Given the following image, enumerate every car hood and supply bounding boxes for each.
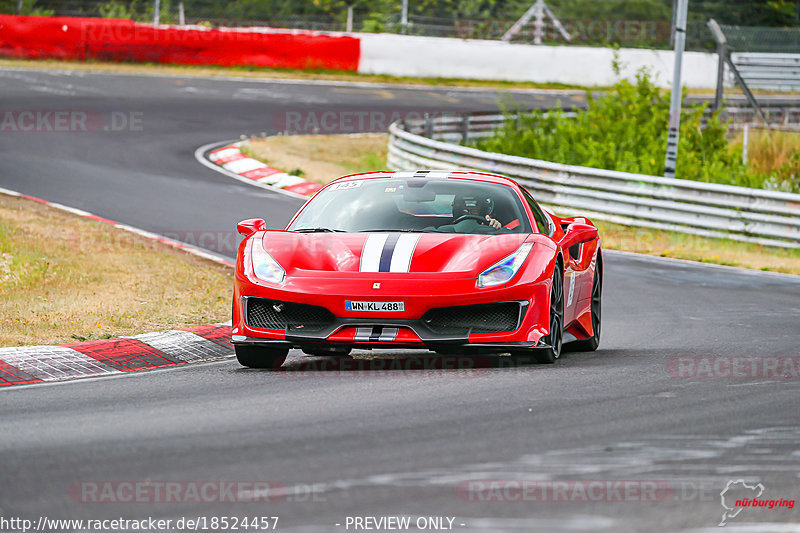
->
[260,231,533,276]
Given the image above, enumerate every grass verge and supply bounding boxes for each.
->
[0,194,231,347]
[242,133,800,276]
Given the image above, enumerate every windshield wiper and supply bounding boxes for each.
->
[294,227,345,233]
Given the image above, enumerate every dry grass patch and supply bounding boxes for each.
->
[0,194,232,347]
[731,127,800,193]
[242,133,388,184]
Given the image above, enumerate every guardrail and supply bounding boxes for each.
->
[733,53,800,93]
[387,113,800,248]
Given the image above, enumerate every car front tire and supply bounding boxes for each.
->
[235,345,288,369]
[510,263,564,365]
[301,347,353,358]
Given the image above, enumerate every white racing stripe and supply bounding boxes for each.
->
[353,327,399,342]
[354,327,374,342]
[360,234,389,272]
[389,234,420,272]
[378,328,399,342]
[424,170,453,178]
[390,170,417,179]
[361,233,420,273]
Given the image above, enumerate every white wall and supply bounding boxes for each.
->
[358,33,718,89]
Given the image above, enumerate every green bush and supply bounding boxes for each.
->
[99,0,139,19]
[9,0,53,15]
[473,67,792,192]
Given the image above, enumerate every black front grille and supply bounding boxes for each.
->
[245,298,334,333]
[422,302,523,335]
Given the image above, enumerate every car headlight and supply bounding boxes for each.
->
[251,237,285,284]
[478,243,533,287]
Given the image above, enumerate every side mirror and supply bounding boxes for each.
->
[237,218,267,237]
[560,223,598,250]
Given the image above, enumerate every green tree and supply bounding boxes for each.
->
[547,0,671,20]
[473,67,763,188]
[0,0,53,15]
[694,0,797,27]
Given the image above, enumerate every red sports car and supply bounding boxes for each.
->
[231,170,602,369]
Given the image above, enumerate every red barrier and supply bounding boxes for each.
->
[0,15,360,71]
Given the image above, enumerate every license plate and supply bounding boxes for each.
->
[345,300,405,312]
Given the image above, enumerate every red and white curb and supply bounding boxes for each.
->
[0,187,238,388]
[206,142,323,197]
[0,325,233,387]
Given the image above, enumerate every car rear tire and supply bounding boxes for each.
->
[566,252,602,353]
[533,264,564,364]
[235,345,288,369]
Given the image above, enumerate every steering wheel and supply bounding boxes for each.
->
[453,214,489,225]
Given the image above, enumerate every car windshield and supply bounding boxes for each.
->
[287,177,532,234]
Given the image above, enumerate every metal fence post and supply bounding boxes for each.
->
[461,114,470,144]
[424,113,433,138]
[707,20,727,111]
[742,124,750,165]
[708,19,767,124]
[663,0,688,179]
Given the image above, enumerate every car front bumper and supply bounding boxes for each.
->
[232,273,552,353]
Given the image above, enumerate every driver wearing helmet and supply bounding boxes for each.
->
[452,194,501,229]
[428,193,502,233]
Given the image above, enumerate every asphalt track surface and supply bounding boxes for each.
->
[1,68,799,533]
